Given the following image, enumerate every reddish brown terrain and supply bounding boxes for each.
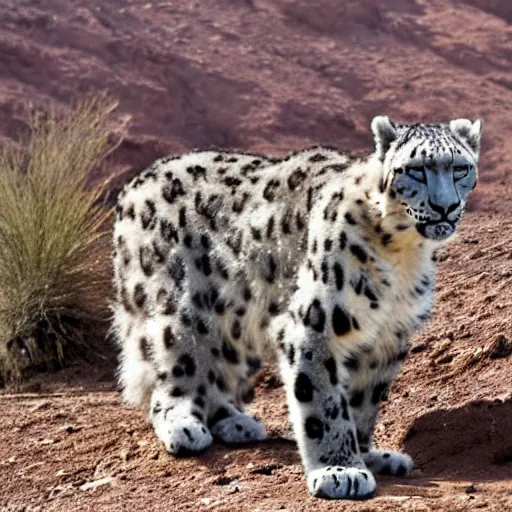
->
[0,1,511,510]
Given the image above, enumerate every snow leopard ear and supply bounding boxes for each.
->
[449,118,483,157]
[371,115,398,161]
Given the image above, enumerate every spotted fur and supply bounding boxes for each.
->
[112,115,482,500]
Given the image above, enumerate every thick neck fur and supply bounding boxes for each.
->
[332,154,438,264]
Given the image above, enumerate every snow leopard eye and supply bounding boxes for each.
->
[405,166,426,183]
[453,165,470,181]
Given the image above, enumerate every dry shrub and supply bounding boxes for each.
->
[0,98,119,383]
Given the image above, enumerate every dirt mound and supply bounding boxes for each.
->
[403,399,512,479]
[0,0,511,511]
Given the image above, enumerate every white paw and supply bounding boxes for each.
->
[363,449,413,476]
[156,415,213,455]
[308,466,376,500]
[210,414,267,444]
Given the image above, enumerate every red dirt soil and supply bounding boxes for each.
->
[0,1,511,511]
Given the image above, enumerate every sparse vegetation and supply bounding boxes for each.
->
[0,98,119,382]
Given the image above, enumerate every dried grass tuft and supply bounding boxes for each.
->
[0,98,120,382]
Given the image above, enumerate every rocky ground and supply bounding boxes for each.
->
[0,1,511,511]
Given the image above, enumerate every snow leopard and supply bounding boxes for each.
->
[111,115,482,499]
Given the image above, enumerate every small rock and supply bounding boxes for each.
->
[30,401,51,413]
[213,475,235,486]
[200,497,211,505]
[80,476,115,491]
[489,334,512,359]
[465,483,477,493]
[250,463,281,475]
[60,424,80,434]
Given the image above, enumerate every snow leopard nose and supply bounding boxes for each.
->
[426,172,460,218]
[428,199,460,217]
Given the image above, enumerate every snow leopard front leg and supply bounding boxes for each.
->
[350,374,413,477]
[275,301,376,500]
